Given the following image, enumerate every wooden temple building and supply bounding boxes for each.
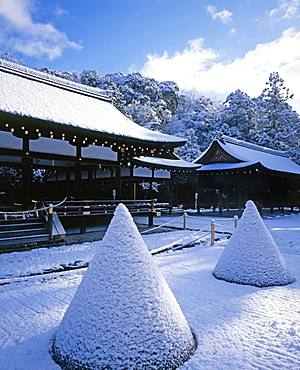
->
[0,59,199,206]
[188,135,300,212]
[0,59,298,248]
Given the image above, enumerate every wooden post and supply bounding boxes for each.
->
[183,212,187,230]
[194,193,198,212]
[148,213,154,227]
[210,219,215,246]
[148,199,156,227]
[233,215,238,228]
[48,204,54,241]
[133,182,136,200]
[80,219,86,234]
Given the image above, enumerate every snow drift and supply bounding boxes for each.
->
[51,203,195,369]
[213,200,295,287]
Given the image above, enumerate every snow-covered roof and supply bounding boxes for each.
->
[134,156,201,170]
[52,204,195,369]
[213,200,295,287]
[195,135,300,175]
[0,59,185,146]
[199,161,257,171]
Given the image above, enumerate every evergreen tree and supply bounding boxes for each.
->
[39,67,79,82]
[80,69,101,87]
[218,90,257,141]
[254,72,300,159]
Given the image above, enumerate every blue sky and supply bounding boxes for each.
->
[0,0,300,111]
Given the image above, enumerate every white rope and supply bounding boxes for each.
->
[187,214,234,222]
[214,222,234,232]
[141,215,184,234]
[0,197,68,215]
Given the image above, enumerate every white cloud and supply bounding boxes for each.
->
[0,0,81,60]
[141,28,300,113]
[229,28,236,35]
[54,5,69,18]
[269,0,300,20]
[206,5,232,24]
[141,39,217,83]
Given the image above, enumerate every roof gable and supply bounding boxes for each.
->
[195,135,300,175]
[194,140,241,164]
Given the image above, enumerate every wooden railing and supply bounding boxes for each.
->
[40,199,170,231]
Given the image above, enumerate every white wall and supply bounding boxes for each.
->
[154,169,171,179]
[30,137,75,156]
[133,167,152,178]
[82,145,117,161]
[0,131,22,150]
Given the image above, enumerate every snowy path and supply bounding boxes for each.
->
[0,214,299,369]
[0,230,204,280]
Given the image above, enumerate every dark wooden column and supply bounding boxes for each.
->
[116,152,122,199]
[75,145,82,198]
[130,165,136,200]
[22,136,33,208]
[150,168,155,198]
[116,166,122,199]
[65,168,71,196]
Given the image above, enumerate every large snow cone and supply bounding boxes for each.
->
[51,204,196,369]
[213,200,295,287]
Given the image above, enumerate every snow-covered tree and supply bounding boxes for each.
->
[218,90,258,141]
[253,72,300,160]
[97,72,179,129]
[39,68,79,82]
[0,51,23,64]
[165,94,219,159]
[80,69,101,87]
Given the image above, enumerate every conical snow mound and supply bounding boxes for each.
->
[213,200,295,287]
[51,204,196,369]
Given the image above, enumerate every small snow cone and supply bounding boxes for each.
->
[51,204,195,369]
[213,200,295,287]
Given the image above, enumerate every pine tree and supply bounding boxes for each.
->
[254,72,300,158]
[218,90,257,140]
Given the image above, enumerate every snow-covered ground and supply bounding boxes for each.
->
[0,214,299,369]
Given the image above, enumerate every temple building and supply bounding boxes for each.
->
[0,59,199,206]
[190,135,300,212]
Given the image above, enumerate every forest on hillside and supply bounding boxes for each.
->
[1,51,300,164]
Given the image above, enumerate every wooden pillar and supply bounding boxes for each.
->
[116,153,122,199]
[22,136,32,208]
[130,165,136,200]
[116,167,121,199]
[66,168,71,196]
[238,189,242,211]
[150,168,155,199]
[75,145,81,182]
[75,145,81,198]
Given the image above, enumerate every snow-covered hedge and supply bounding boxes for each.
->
[51,204,196,369]
[213,200,295,287]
